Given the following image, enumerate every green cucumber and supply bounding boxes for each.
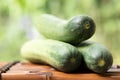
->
[77,41,113,73]
[35,14,96,45]
[21,39,82,72]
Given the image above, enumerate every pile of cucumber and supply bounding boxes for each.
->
[21,14,113,73]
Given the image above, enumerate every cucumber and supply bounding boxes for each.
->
[77,41,113,73]
[21,39,82,72]
[35,14,96,45]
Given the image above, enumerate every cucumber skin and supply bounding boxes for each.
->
[77,41,113,73]
[21,39,82,72]
[35,14,96,45]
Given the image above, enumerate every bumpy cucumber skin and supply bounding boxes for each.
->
[77,41,113,73]
[67,16,95,44]
[35,14,95,45]
[21,39,82,72]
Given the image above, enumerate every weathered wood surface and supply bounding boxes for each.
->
[0,62,120,80]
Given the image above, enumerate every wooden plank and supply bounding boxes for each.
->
[1,62,120,80]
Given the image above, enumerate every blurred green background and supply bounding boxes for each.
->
[0,0,120,64]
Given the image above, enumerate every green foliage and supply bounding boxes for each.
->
[0,0,120,64]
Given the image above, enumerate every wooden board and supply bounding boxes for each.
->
[0,62,120,80]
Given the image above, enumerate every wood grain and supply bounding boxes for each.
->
[0,62,120,80]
